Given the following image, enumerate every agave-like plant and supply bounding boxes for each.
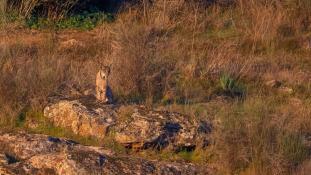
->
[220,74,234,91]
[220,73,244,96]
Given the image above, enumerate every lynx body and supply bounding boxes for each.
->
[96,66,113,103]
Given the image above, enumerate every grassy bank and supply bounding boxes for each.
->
[0,0,311,174]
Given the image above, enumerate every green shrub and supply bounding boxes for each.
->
[15,110,26,127]
[26,12,114,30]
[219,73,245,96]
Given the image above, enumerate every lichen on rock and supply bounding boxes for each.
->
[0,132,211,175]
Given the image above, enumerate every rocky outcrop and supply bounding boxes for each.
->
[0,132,211,175]
[43,84,211,150]
[114,106,211,150]
[44,97,116,139]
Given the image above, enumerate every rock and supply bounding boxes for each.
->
[114,105,211,150]
[264,80,293,94]
[0,132,211,175]
[83,88,95,96]
[59,39,84,50]
[43,87,211,150]
[265,80,282,88]
[278,87,294,94]
[301,37,311,50]
[44,97,116,139]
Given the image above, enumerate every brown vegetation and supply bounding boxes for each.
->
[0,0,310,174]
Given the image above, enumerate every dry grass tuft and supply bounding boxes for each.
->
[0,1,310,174]
[5,0,80,19]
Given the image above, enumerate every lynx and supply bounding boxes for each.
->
[96,66,113,103]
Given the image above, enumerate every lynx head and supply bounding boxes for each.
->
[99,66,110,79]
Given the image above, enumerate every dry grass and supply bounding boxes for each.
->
[0,30,106,126]
[0,0,310,174]
[213,95,310,174]
[101,0,311,102]
[5,0,79,19]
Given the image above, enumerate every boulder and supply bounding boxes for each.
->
[44,97,117,139]
[0,132,211,175]
[114,105,211,150]
[43,85,211,150]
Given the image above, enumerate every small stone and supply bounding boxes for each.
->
[265,80,282,88]
[83,89,94,96]
[301,37,311,50]
[106,118,113,123]
[59,39,84,50]
[278,87,294,94]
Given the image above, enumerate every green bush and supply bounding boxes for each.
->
[219,73,245,96]
[26,12,114,30]
[15,110,26,127]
